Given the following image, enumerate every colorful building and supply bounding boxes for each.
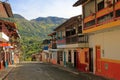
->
[0,1,20,70]
[48,32,58,64]
[54,15,89,70]
[73,0,120,79]
[41,39,50,62]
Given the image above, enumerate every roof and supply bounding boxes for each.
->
[48,31,56,36]
[54,15,82,31]
[73,0,88,7]
[2,2,13,17]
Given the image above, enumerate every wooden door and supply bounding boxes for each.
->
[96,46,101,73]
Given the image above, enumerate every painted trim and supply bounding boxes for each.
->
[101,58,120,64]
[84,15,95,23]
[83,19,120,33]
[96,7,113,18]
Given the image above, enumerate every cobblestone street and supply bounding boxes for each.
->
[3,62,110,80]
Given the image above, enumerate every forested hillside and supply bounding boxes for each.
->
[13,14,67,60]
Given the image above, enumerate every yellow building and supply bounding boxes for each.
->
[73,0,120,80]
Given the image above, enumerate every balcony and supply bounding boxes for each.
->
[0,32,9,42]
[57,38,66,48]
[66,34,78,44]
[83,1,120,33]
[65,35,89,48]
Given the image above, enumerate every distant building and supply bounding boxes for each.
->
[54,15,89,69]
[41,39,50,62]
[48,32,57,64]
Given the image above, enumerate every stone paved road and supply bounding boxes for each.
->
[4,63,80,80]
[4,62,110,80]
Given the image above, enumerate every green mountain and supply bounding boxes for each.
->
[32,16,67,24]
[13,14,67,60]
[14,14,66,40]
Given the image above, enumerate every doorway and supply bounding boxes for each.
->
[57,52,60,64]
[89,48,94,72]
[74,50,77,68]
[64,52,66,66]
[96,46,101,73]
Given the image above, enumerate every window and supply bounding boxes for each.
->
[84,19,95,28]
[66,28,76,37]
[71,29,76,35]
[78,26,82,33]
[98,0,104,11]
[116,9,120,17]
[97,12,113,23]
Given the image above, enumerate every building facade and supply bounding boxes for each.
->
[41,39,50,62]
[73,0,120,79]
[48,32,58,64]
[53,15,89,71]
[0,1,20,70]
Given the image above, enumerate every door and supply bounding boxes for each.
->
[74,51,77,68]
[64,52,66,66]
[96,46,101,73]
[89,48,94,72]
[57,52,60,64]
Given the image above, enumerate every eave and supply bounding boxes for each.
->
[73,0,88,7]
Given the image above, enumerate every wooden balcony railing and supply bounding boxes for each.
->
[96,7,113,18]
[83,1,120,30]
[66,35,88,44]
[66,35,78,44]
[84,14,95,23]
[57,38,66,45]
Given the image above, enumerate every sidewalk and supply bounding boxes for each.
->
[0,65,16,80]
[52,64,113,80]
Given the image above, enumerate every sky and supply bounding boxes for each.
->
[8,0,82,20]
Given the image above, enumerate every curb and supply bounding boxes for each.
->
[0,65,15,80]
[52,64,79,75]
[58,67,79,75]
[1,67,13,80]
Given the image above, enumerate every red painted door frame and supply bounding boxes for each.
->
[96,46,102,73]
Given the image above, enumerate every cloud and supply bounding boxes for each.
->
[9,0,82,20]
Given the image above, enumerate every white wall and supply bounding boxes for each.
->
[89,28,120,60]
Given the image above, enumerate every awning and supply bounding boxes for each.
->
[0,43,10,47]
